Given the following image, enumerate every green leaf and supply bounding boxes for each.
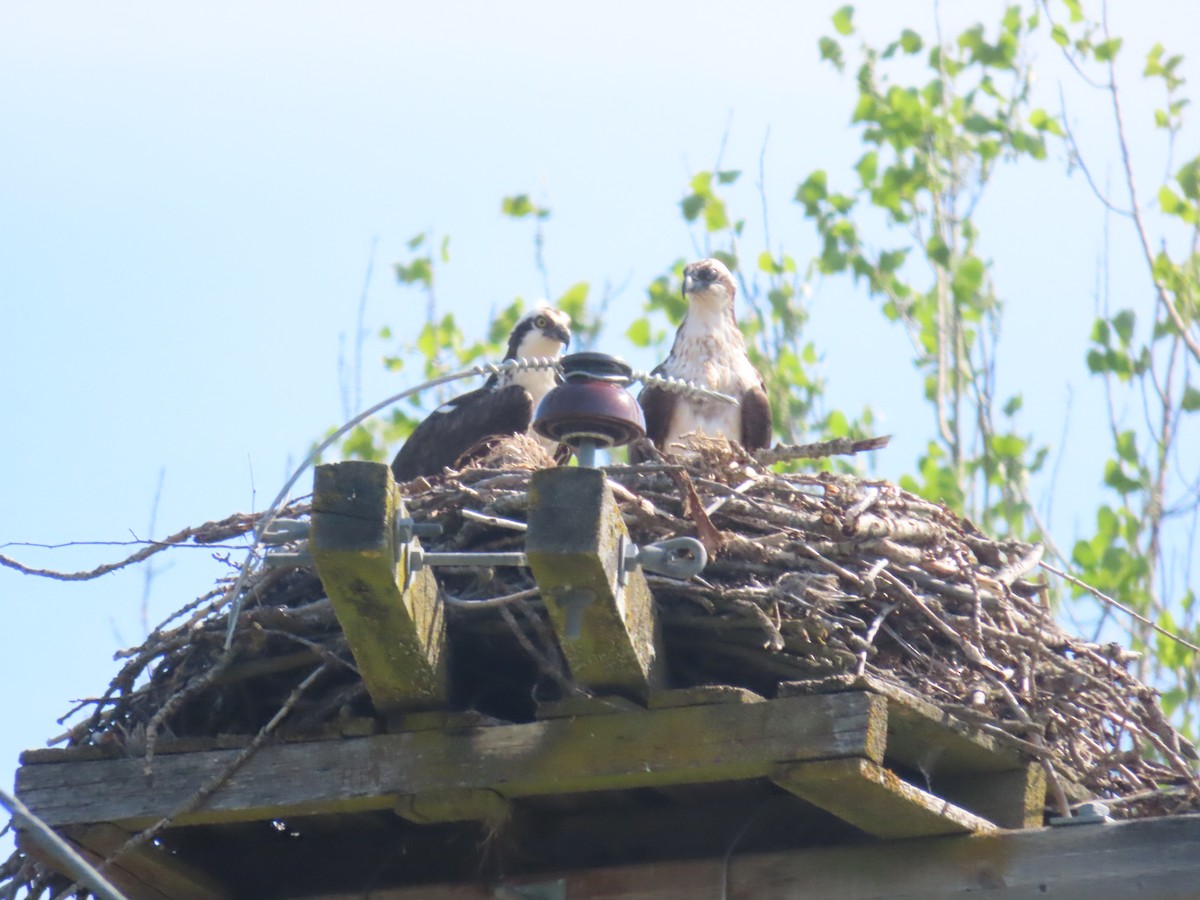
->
[1112,309,1136,345]
[416,322,437,358]
[1002,5,1022,34]
[396,257,433,287]
[1028,108,1064,136]
[342,424,382,461]
[832,5,854,36]
[899,28,922,54]
[1062,0,1083,23]
[818,35,844,68]
[626,316,652,348]
[1002,394,1024,416]
[826,409,850,437]
[1145,42,1165,77]
[488,301,522,344]
[855,151,878,185]
[1176,157,1200,201]
[1094,38,1123,62]
[1159,184,1187,216]
[953,256,986,296]
[1181,384,1200,412]
[501,194,536,218]
[556,281,590,321]
[1115,429,1138,463]
[796,170,829,213]
[1104,459,1141,494]
[717,169,741,185]
[704,196,730,232]
[990,433,1027,458]
[926,235,951,269]
[406,232,426,250]
[758,250,784,275]
[1051,24,1068,47]
[680,194,705,221]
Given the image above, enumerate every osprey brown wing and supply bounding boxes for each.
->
[740,382,773,453]
[391,384,535,482]
[630,379,678,463]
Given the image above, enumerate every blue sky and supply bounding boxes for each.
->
[2,0,1197,853]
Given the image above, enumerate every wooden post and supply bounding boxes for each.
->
[311,461,446,714]
[525,467,664,700]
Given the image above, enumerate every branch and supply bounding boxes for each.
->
[754,435,890,466]
[0,515,257,582]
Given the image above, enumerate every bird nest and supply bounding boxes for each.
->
[5,438,1199,890]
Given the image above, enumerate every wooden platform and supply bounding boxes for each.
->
[11,464,1132,898]
[15,676,1059,899]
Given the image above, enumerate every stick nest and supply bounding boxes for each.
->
[26,438,1200,825]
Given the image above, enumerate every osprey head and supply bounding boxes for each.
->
[505,306,572,361]
[682,258,737,317]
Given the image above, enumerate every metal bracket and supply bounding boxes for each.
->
[1049,801,1113,826]
[618,535,708,586]
[261,518,314,568]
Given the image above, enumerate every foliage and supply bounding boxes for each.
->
[1039,0,1200,727]
[338,2,1199,736]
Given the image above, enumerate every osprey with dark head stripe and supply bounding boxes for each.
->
[634,258,772,458]
[390,306,572,482]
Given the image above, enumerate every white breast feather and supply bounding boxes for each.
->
[660,311,759,450]
[503,328,565,450]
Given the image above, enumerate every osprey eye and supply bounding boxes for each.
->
[534,315,548,328]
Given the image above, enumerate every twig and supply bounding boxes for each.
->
[459,509,527,532]
[444,587,541,610]
[1041,562,1200,654]
[87,664,331,885]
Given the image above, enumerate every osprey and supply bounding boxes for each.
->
[634,258,772,459]
[391,306,572,482]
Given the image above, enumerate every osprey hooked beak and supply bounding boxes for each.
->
[539,314,571,348]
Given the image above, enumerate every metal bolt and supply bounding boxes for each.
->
[395,517,444,545]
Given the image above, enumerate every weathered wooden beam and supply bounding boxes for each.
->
[394,788,509,824]
[311,461,445,713]
[298,814,1200,899]
[773,757,998,839]
[647,685,765,709]
[20,823,232,900]
[525,467,664,700]
[780,674,1024,772]
[17,692,886,829]
[780,675,1047,828]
